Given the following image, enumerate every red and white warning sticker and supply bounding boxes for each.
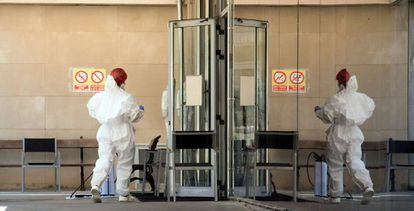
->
[91,71,105,83]
[272,69,307,93]
[273,71,286,84]
[75,70,88,83]
[72,68,107,93]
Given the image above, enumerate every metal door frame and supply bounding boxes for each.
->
[229,18,269,197]
[167,18,217,199]
[168,18,216,135]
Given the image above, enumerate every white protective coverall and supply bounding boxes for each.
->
[315,75,375,198]
[161,86,169,134]
[87,75,144,196]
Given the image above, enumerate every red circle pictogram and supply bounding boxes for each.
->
[290,71,304,84]
[273,71,287,84]
[75,70,88,83]
[91,71,105,83]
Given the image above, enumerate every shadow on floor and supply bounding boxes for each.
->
[130,192,216,202]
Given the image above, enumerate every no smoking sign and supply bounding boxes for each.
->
[72,68,106,93]
[91,71,105,83]
[290,71,304,84]
[75,70,88,83]
[272,69,307,93]
[273,71,286,84]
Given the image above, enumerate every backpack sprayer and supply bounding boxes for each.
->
[306,152,354,200]
[68,165,115,199]
[306,152,328,197]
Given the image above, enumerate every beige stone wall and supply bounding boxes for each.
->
[0,0,176,4]
[236,4,408,190]
[0,4,175,190]
[237,4,408,141]
[0,0,396,6]
[236,0,394,5]
[0,4,408,191]
[0,4,174,142]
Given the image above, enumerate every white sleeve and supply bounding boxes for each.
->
[161,89,168,119]
[129,108,145,123]
[315,108,333,124]
[122,95,144,123]
[86,93,100,119]
[321,95,342,124]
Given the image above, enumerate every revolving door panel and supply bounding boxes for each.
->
[168,18,217,194]
[231,19,268,197]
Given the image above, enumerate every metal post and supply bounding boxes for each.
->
[226,0,235,198]
[142,151,147,194]
[386,152,391,192]
[80,147,85,191]
[172,151,176,202]
[21,152,25,192]
[168,21,175,202]
[408,0,414,189]
[166,150,170,201]
[293,150,298,202]
[177,0,183,20]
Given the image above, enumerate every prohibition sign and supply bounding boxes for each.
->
[75,70,88,83]
[91,71,104,83]
[273,71,286,84]
[290,71,304,84]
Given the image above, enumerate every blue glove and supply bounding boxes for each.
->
[314,106,321,112]
[139,105,145,111]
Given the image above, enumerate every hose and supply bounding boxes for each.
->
[70,171,94,198]
[306,152,320,187]
[306,151,353,199]
[269,172,277,195]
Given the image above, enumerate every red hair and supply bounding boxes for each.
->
[336,68,350,87]
[110,68,127,86]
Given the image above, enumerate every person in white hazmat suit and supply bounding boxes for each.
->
[87,68,144,203]
[314,69,375,205]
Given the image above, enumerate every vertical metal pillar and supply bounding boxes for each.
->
[408,0,414,189]
[226,0,235,198]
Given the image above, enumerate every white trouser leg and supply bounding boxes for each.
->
[115,140,135,196]
[91,139,115,188]
[345,143,373,190]
[326,143,344,198]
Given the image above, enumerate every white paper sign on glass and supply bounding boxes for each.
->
[240,76,255,106]
[185,75,203,106]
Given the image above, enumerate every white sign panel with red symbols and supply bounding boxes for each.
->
[72,68,106,93]
[272,69,307,93]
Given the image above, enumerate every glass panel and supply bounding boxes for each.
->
[234,25,256,147]
[172,25,211,132]
[234,3,299,198]
[233,0,410,203]
[297,0,409,195]
[172,23,212,187]
[233,25,256,195]
[229,21,268,197]
[257,27,267,132]
[265,3,299,199]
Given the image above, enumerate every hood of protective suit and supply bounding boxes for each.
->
[87,76,136,125]
[325,76,375,126]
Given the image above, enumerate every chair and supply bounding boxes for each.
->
[21,138,61,192]
[251,131,298,201]
[385,138,414,192]
[130,135,162,195]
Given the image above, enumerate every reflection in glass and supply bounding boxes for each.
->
[172,24,212,186]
